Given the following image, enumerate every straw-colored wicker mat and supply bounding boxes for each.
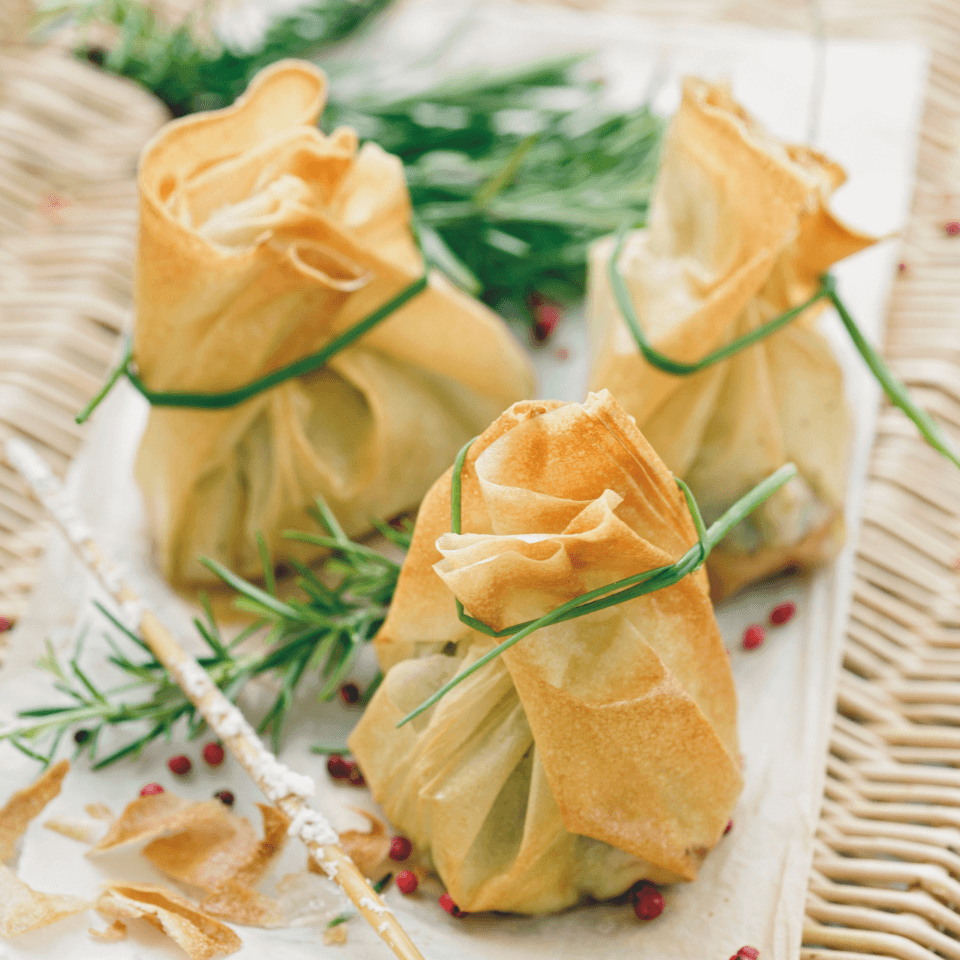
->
[3,1,960,958]
[0,32,168,622]
[530,2,960,957]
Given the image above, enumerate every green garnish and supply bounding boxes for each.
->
[608,227,960,472]
[75,273,428,423]
[34,0,394,117]
[326,65,664,319]
[395,459,799,728]
[327,912,354,928]
[0,499,408,767]
[45,1,665,324]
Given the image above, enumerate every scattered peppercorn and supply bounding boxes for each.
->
[73,729,90,745]
[768,601,796,626]
[439,892,465,918]
[724,819,733,835]
[0,616,11,632]
[346,762,365,787]
[898,261,907,273]
[396,870,419,895]
[742,624,765,650]
[139,783,164,797]
[167,754,192,776]
[946,220,960,236]
[339,682,361,705]
[631,881,664,921]
[203,742,225,766]
[532,303,561,343]
[326,754,352,780]
[389,836,412,862]
[214,790,235,806]
[737,948,760,960]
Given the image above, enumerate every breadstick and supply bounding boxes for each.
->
[5,438,425,960]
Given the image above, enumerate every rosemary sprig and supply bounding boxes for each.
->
[0,500,410,767]
[395,460,799,728]
[36,0,394,117]
[52,0,665,324]
[327,70,664,320]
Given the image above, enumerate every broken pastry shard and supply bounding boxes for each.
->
[587,79,876,598]
[0,865,87,937]
[0,759,69,863]
[0,761,87,938]
[142,803,259,891]
[307,810,391,881]
[199,805,289,927]
[89,918,127,942]
[96,883,241,960]
[134,59,535,586]
[90,793,237,856]
[93,791,288,927]
[351,391,741,914]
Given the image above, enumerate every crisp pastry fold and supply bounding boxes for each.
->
[588,79,876,598]
[350,390,741,914]
[134,60,535,584]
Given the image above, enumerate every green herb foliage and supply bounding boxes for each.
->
[325,63,664,319]
[0,500,410,767]
[38,0,394,117]
[46,1,664,322]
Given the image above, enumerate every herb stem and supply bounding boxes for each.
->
[397,462,798,728]
[827,282,960,470]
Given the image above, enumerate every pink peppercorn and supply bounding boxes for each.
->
[738,948,760,960]
[326,754,351,780]
[339,682,361,705]
[769,601,796,626]
[742,624,765,650]
[167,755,192,776]
[631,881,664,921]
[389,835,412,862]
[346,762,365,787]
[0,616,11,633]
[214,790,235,806]
[724,819,733,835]
[139,783,164,797]
[203,742,225,766]
[439,893,465,918]
[396,870,419,895]
[532,304,561,343]
[946,221,960,236]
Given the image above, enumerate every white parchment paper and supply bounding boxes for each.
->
[0,4,927,960]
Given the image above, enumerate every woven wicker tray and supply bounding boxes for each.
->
[0,28,168,622]
[3,2,960,958]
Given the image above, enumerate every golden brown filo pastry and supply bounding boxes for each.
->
[588,79,876,599]
[134,60,535,585]
[349,389,741,914]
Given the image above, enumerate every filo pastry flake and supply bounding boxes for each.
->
[588,79,877,599]
[349,390,741,914]
[133,59,534,585]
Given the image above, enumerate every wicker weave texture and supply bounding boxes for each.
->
[0,46,167,620]
[524,2,960,957]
